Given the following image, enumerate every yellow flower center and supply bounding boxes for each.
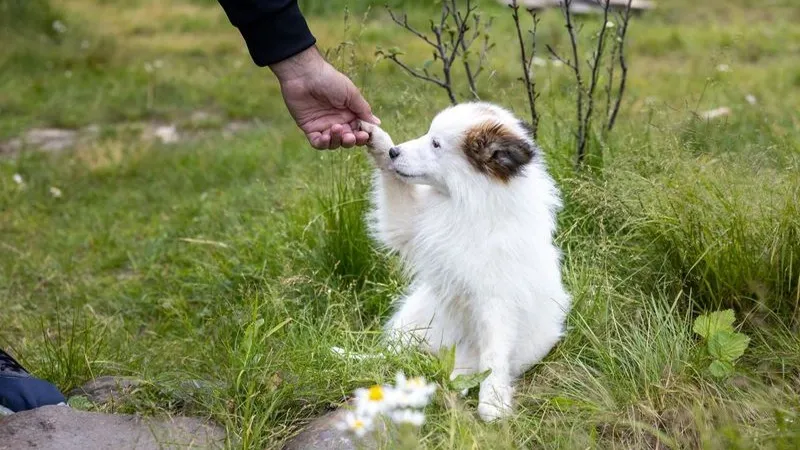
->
[353,419,364,429]
[368,385,384,401]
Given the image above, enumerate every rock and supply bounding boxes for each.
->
[153,125,180,144]
[222,121,252,139]
[67,376,143,405]
[0,128,78,154]
[0,405,224,450]
[283,406,386,450]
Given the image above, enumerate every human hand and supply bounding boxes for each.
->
[270,47,380,150]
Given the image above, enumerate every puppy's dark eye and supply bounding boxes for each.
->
[432,139,440,149]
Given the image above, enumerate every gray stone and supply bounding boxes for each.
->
[283,406,386,450]
[153,125,180,144]
[67,376,143,405]
[0,128,77,154]
[0,405,224,450]
[222,121,253,139]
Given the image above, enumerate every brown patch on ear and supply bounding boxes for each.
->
[462,121,534,182]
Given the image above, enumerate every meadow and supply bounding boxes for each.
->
[1,0,799,448]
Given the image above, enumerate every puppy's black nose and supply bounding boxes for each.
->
[388,147,400,160]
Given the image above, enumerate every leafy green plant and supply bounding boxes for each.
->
[693,310,750,379]
[438,345,491,393]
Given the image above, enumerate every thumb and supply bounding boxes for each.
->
[346,83,381,125]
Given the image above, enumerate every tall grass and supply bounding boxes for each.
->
[632,171,800,321]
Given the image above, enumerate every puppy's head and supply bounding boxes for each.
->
[387,102,535,188]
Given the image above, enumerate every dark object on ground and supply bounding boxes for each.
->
[0,405,225,450]
[0,350,66,413]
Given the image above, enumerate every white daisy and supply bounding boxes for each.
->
[390,408,426,427]
[394,372,436,408]
[13,174,23,185]
[354,384,396,416]
[49,186,63,198]
[337,411,373,437]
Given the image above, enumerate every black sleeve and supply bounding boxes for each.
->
[217,0,316,67]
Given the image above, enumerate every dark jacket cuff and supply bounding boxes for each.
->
[225,1,316,67]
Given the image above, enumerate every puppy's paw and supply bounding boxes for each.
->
[358,120,394,154]
[477,383,514,422]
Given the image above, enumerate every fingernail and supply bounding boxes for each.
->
[371,115,381,124]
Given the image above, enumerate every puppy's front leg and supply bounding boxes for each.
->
[359,121,418,254]
[475,306,517,422]
[359,121,394,171]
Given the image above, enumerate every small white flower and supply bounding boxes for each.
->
[144,62,154,73]
[13,174,23,185]
[745,94,757,105]
[716,64,731,73]
[49,186,63,198]
[337,411,373,437]
[394,373,436,408]
[354,384,396,416]
[390,408,426,426]
[153,59,164,69]
[52,20,67,34]
[605,21,615,28]
[551,59,564,68]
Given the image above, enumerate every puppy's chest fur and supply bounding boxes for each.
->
[402,191,533,299]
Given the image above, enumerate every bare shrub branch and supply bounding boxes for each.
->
[546,0,587,165]
[509,0,540,137]
[581,0,613,162]
[607,0,633,131]
[545,0,633,167]
[383,0,492,105]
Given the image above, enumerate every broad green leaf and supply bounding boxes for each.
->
[708,359,734,378]
[707,330,750,361]
[439,345,457,377]
[693,309,736,338]
[450,369,491,391]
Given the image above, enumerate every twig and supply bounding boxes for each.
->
[607,0,633,131]
[385,54,449,90]
[387,9,438,49]
[545,44,575,71]
[580,0,613,162]
[385,1,492,106]
[451,0,481,99]
[604,29,620,124]
[560,0,586,165]
[510,0,540,137]
[472,18,494,79]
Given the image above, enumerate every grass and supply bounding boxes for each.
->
[1,0,799,448]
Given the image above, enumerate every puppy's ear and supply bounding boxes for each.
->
[462,121,534,182]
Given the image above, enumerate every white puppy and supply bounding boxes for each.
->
[360,102,570,422]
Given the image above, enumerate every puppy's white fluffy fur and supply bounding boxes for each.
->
[360,102,570,422]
